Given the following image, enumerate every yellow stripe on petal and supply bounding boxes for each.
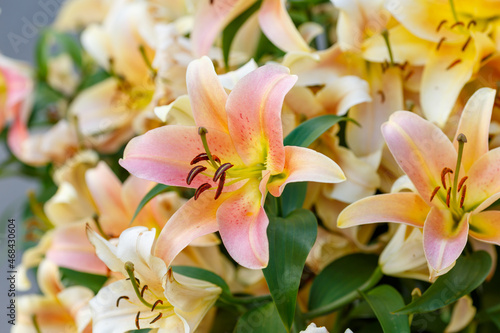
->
[469,211,500,245]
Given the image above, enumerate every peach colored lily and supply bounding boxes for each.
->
[338,88,500,278]
[120,56,345,269]
[191,0,310,56]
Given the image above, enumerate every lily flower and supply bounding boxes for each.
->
[338,88,500,278]
[120,56,345,269]
[87,226,221,333]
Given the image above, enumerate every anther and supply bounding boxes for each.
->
[461,37,471,52]
[460,185,467,208]
[481,53,493,63]
[116,296,129,307]
[436,37,446,51]
[457,176,468,192]
[213,163,234,182]
[450,21,464,29]
[213,155,221,164]
[136,311,141,329]
[141,285,148,298]
[150,313,163,324]
[441,168,453,189]
[377,90,385,103]
[151,300,163,312]
[446,59,462,70]
[437,20,447,32]
[186,165,207,185]
[215,173,226,200]
[404,70,414,81]
[467,20,476,29]
[430,186,440,202]
[446,187,452,207]
[194,183,212,200]
[398,61,408,71]
[190,153,209,165]
[126,277,141,286]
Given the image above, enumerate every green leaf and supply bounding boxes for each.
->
[306,254,382,318]
[59,267,107,294]
[361,285,410,333]
[262,209,317,332]
[52,31,83,68]
[171,265,231,296]
[35,29,51,80]
[129,184,170,225]
[234,302,287,333]
[222,1,261,69]
[283,114,357,148]
[280,182,307,217]
[396,251,492,314]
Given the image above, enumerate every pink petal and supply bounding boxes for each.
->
[258,0,310,52]
[226,64,297,172]
[469,211,500,245]
[464,148,500,211]
[154,194,222,267]
[46,222,108,275]
[382,111,457,204]
[217,180,269,269]
[120,125,241,189]
[267,146,345,197]
[337,193,430,228]
[453,88,496,172]
[423,207,469,276]
[187,57,229,133]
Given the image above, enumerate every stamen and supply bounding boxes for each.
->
[467,20,476,29]
[437,20,447,32]
[215,173,226,200]
[381,29,395,66]
[446,59,462,70]
[198,127,219,168]
[461,36,471,52]
[213,163,234,182]
[430,186,441,202]
[141,285,149,298]
[190,153,209,165]
[186,165,207,185]
[126,277,141,286]
[398,61,408,71]
[460,185,467,208]
[441,167,453,189]
[377,90,386,103]
[135,311,141,329]
[446,187,452,207]
[116,296,129,307]
[450,22,464,29]
[404,70,414,81]
[195,183,212,200]
[481,53,493,63]
[150,313,163,324]
[457,176,468,192]
[152,300,163,312]
[436,37,446,51]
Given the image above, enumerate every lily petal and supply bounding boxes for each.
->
[258,0,310,52]
[316,75,371,116]
[120,125,241,189]
[464,148,500,210]
[423,207,469,277]
[187,57,229,133]
[217,181,269,269]
[382,111,457,203]
[337,193,430,228]
[267,146,345,197]
[226,64,297,172]
[469,211,500,245]
[453,88,496,171]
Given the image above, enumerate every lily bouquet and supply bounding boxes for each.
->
[2,0,500,332]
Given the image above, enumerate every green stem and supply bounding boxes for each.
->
[381,30,394,66]
[449,0,459,23]
[139,45,157,77]
[303,266,383,319]
[224,294,272,305]
[452,133,467,205]
[32,315,42,333]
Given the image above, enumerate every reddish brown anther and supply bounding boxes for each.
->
[151,300,163,312]
[450,21,464,29]
[441,167,453,189]
[436,37,446,51]
[460,185,467,208]
[190,153,209,165]
[213,163,234,182]
[461,37,471,52]
[377,90,385,103]
[150,313,163,324]
[141,285,148,298]
[195,183,212,200]
[116,296,129,307]
[446,59,462,70]
[437,19,447,32]
[467,20,476,29]
[458,176,468,192]
[404,70,414,81]
[446,187,452,207]
[215,173,226,200]
[187,165,207,185]
[430,186,441,202]
[136,311,141,329]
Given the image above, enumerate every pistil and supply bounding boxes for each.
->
[452,133,467,205]
[198,127,219,169]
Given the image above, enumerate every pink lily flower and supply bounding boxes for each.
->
[120,56,345,269]
[338,88,500,278]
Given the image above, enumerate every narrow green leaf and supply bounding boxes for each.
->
[263,209,317,332]
[396,251,492,314]
[35,30,51,80]
[59,267,107,294]
[222,1,261,69]
[53,31,83,68]
[280,182,307,217]
[361,285,410,333]
[234,302,287,333]
[308,253,380,311]
[171,265,230,296]
[129,184,170,225]
[283,114,357,148]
